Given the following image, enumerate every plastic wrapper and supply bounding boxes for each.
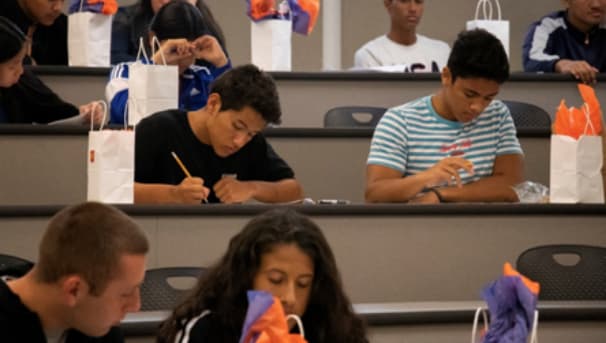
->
[512,181,549,203]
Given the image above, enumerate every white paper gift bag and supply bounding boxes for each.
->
[68,2,112,67]
[87,102,134,204]
[550,134,604,203]
[127,37,178,126]
[466,0,509,58]
[251,19,292,71]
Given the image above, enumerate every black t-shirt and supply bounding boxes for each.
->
[0,0,68,65]
[0,280,124,342]
[135,110,295,203]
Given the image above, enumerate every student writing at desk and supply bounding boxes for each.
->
[365,29,524,204]
[134,64,303,204]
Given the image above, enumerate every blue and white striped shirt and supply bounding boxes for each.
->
[367,96,523,185]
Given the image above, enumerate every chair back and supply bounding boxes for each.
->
[516,244,606,300]
[323,106,387,128]
[140,267,205,311]
[0,254,34,280]
[502,100,551,130]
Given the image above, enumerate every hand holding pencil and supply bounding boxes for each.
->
[171,151,210,204]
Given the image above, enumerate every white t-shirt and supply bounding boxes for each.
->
[353,34,450,72]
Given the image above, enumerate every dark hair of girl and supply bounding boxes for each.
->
[0,16,26,63]
[157,208,368,343]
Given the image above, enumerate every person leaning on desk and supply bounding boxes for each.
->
[0,17,104,125]
[133,64,304,204]
[365,29,524,204]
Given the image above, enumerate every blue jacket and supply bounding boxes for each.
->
[522,10,606,72]
[106,59,231,124]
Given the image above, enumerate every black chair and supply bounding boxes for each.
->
[516,244,606,300]
[0,254,34,280]
[502,100,551,130]
[139,267,205,311]
[323,106,387,128]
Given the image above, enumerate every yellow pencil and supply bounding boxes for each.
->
[171,151,192,178]
[171,151,208,203]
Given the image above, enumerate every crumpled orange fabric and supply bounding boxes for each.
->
[240,295,307,343]
[552,84,603,139]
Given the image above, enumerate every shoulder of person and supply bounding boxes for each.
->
[137,110,185,130]
[358,35,389,51]
[416,34,449,48]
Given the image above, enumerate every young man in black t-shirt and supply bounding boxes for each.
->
[0,202,149,342]
[134,64,304,204]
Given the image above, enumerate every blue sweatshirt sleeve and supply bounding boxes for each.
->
[523,23,558,72]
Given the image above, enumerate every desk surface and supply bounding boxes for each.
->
[0,126,550,205]
[2,204,605,303]
[121,301,606,336]
[32,66,606,127]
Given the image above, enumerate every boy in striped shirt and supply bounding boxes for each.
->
[366,29,524,203]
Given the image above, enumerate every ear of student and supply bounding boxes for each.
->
[440,67,452,86]
[206,93,222,115]
[62,275,86,306]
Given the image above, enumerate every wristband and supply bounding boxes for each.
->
[427,188,444,203]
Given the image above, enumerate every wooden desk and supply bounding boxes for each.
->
[122,301,606,343]
[1,204,605,303]
[32,66,606,127]
[0,126,549,205]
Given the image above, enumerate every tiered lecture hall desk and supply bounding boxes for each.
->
[2,68,604,342]
[0,204,605,342]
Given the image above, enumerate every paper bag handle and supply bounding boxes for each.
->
[286,314,305,338]
[582,103,597,135]
[474,0,502,20]
[135,37,150,62]
[151,36,169,66]
[470,307,489,343]
[78,0,85,12]
[135,36,169,65]
[529,310,539,343]
[89,100,108,132]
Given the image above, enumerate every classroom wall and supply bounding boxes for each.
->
[108,0,557,72]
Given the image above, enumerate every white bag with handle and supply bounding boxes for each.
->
[127,37,179,126]
[466,0,510,58]
[471,307,538,343]
[68,0,112,67]
[251,19,292,71]
[87,101,134,204]
[550,104,605,203]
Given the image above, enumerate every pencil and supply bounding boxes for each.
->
[171,151,192,178]
[171,151,208,203]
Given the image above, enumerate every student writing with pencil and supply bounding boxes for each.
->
[133,64,304,204]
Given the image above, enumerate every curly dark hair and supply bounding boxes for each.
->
[210,64,282,124]
[447,29,509,84]
[157,208,368,343]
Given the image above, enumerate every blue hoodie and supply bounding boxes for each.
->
[522,10,606,72]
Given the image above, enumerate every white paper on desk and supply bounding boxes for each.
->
[68,12,112,67]
[550,134,604,203]
[251,19,291,71]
